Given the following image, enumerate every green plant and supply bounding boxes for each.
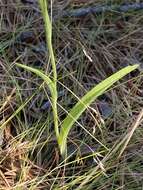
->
[16,0,138,157]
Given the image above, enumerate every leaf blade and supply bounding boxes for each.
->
[58,65,138,156]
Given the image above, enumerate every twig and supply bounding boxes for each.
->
[55,3,143,19]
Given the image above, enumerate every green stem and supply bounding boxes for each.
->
[39,0,59,137]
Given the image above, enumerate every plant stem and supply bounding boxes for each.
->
[39,0,59,137]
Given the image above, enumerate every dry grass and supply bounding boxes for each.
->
[0,0,143,189]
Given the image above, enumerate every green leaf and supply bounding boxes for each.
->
[16,63,55,95]
[16,63,59,137]
[58,65,138,156]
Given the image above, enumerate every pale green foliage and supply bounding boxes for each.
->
[16,63,138,157]
[58,65,138,156]
[16,0,139,157]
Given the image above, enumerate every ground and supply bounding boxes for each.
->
[0,0,143,189]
